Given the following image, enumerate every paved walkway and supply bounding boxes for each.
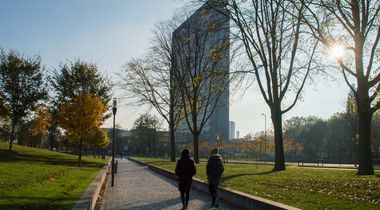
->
[101,159,239,210]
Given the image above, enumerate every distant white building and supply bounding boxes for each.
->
[229,121,235,140]
[236,131,240,139]
[118,129,132,138]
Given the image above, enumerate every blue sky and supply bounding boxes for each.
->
[0,0,180,71]
[0,0,350,136]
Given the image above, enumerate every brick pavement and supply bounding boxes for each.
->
[101,159,239,210]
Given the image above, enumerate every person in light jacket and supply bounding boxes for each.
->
[175,149,196,210]
[206,147,224,208]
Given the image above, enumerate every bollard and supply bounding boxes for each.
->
[114,160,118,174]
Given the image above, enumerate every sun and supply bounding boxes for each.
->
[329,44,345,60]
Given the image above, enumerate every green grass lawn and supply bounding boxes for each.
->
[133,157,380,210]
[0,142,107,210]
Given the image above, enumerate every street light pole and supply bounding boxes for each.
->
[261,113,267,164]
[112,98,117,187]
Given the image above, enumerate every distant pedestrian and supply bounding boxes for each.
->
[206,147,224,208]
[175,149,196,210]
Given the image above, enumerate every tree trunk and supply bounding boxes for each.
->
[38,130,42,148]
[49,134,53,151]
[271,106,286,171]
[356,92,374,174]
[49,128,55,151]
[170,124,176,162]
[193,133,200,163]
[354,33,374,174]
[169,106,176,162]
[169,64,176,162]
[8,122,16,151]
[78,138,83,167]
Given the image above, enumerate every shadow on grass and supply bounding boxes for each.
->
[0,148,17,160]
[0,149,104,168]
[254,170,280,175]
[0,195,76,210]
[222,173,256,182]
[222,170,278,182]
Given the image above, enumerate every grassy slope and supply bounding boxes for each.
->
[0,142,107,210]
[134,157,380,210]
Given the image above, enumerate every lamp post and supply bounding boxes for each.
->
[112,98,117,187]
[261,113,267,164]
[216,135,222,149]
[216,135,225,163]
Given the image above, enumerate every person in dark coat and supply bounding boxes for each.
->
[206,147,224,208]
[175,149,196,210]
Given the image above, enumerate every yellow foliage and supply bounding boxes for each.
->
[199,141,212,155]
[192,75,203,87]
[59,94,107,144]
[31,106,52,136]
[177,99,201,118]
[283,139,304,153]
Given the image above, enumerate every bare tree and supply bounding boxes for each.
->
[120,57,183,161]
[121,4,244,163]
[205,0,319,171]
[172,2,230,163]
[120,19,184,162]
[297,0,379,175]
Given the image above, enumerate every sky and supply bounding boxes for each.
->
[0,0,351,137]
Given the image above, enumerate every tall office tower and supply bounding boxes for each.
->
[172,0,230,143]
[229,121,235,140]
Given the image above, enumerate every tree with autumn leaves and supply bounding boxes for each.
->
[59,94,107,166]
[50,59,113,152]
[30,105,52,148]
[1,50,112,164]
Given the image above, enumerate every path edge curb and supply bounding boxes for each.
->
[129,158,301,210]
[72,159,111,210]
